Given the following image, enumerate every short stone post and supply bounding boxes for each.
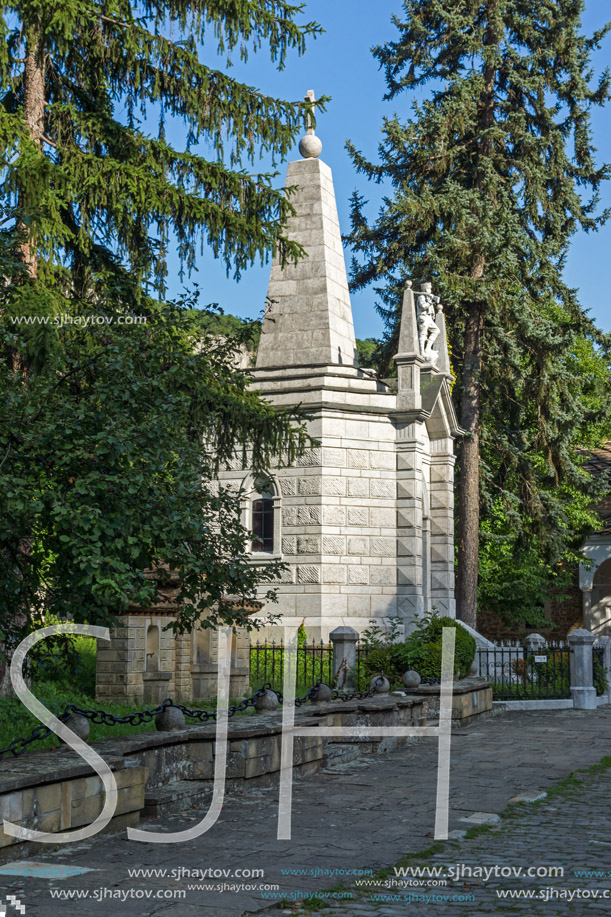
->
[330,626,359,691]
[568,628,597,710]
[594,636,611,705]
[525,633,546,653]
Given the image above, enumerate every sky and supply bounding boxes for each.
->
[163,0,611,338]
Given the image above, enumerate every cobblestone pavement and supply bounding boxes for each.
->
[1,707,611,916]
[274,755,611,917]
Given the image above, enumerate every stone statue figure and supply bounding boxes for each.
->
[416,282,441,363]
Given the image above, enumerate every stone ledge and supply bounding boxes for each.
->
[406,678,492,725]
[0,695,427,856]
[408,677,491,696]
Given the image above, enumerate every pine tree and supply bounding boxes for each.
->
[346,0,611,627]
[0,2,323,687]
[0,0,322,302]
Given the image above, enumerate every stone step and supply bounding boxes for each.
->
[143,780,212,818]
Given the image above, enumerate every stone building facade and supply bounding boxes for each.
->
[217,113,462,640]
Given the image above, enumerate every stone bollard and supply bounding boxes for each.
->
[155,705,186,731]
[63,713,91,742]
[594,636,611,705]
[568,629,597,710]
[402,670,421,690]
[254,689,279,713]
[370,674,390,694]
[310,683,333,704]
[330,626,359,691]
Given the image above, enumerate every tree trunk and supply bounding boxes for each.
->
[455,300,484,627]
[0,27,46,693]
[455,1,500,628]
[18,23,46,279]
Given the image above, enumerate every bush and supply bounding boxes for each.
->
[363,613,476,685]
[362,647,393,680]
[593,653,608,697]
[424,616,476,679]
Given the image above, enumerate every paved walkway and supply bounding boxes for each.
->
[1,707,611,916]
[279,754,611,916]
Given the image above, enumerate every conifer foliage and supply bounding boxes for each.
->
[0,2,322,684]
[0,0,322,296]
[347,0,611,627]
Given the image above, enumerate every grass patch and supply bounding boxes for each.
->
[545,755,611,798]
[0,636,255,755]
[463,822,497,840]
[301,897,329,911]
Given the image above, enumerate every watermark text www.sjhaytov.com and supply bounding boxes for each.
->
[9,314,147,328]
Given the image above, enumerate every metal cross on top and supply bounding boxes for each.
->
[305,89,316,134]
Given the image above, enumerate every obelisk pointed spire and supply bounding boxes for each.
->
[256,94,357,370]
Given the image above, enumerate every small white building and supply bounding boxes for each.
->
[218,113,462,640]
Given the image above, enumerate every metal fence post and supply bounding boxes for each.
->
[568,628,597,709]
[329,626,359,690]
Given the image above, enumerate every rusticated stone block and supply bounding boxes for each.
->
[347,450,369,469]
[347,507,368,527]
[323,506,346,526]
[280,476,297,496]
[297,506,322,525]
[298,565,320,584]
[297,448,322,467]
[348,566,369,584]
[282,536,297,555]
[298,477,322,496]
[322,564,347,584]
[348,536,369,556]
[322,477,346,496]
[370,507,396,528]
[322,536,345,555]
[347,478,369,497]
[297,535,321,554]
[370,479,395,499]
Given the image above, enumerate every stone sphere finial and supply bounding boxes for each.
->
[299,88,322,159]
[299,134,323,158]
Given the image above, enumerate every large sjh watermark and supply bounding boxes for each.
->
[5,623,456,845]
[277,625,456,841]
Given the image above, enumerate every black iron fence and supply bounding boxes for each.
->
[249,639,368,693]
[477,641,571,700]
[593,645,607,696]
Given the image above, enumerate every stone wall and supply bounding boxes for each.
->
[0,695,426,858]
[96,614,181,705]
[409,678,493,726]
[96,614,251,705]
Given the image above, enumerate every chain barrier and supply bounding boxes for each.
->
[0,676,389,760]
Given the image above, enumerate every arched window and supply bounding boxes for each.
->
[240,473,282,557]
[252,490,274,552]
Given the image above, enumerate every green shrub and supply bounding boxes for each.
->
[388,642,415,675]
[593,654,608,697]
[362,613,476,685]
[425,616,476,679]
[362,647,393,679]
